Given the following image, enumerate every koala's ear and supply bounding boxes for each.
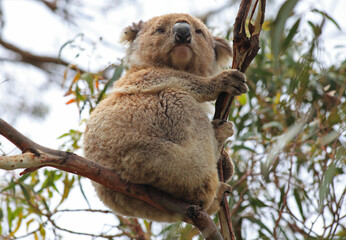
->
[214,36,232,67]
[120,21,143,43]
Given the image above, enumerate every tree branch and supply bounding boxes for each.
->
[0,38,69,68]
[214,0,266,239]
[0,118,223,240]
[214,0,266,120]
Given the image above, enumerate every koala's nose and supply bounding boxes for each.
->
[173,22,192,44]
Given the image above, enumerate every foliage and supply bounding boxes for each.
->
[0,170,75,239]
[226,2,345,238]
[62,63,124,116]
[0,0,345,239]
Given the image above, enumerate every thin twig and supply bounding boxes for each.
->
[273,156,293,239]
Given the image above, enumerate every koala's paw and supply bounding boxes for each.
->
[218,149,234,182]
[212,119,234,145]
[205,181,231,215]
[216,69,248,96]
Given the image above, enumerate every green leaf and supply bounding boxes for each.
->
[58,33,84,59]
[270,0,299,63]
[232,144,255,153]
[38,170,62,193]
[58,174,75,206]
[41,198,50,213]
[18,173,32,183]
[250,197,267,208]
[78,177,91,208]
[320,130,340,146]
[26,218,35,231]
[19,183,31,201]
[238,131,257,141]
[266,121,305,165]
[282,18,301,52]
[0,209,3,234]
[260,161,270,182]
[246,216,274,236]
[319,163,338,207]
[277,224,290,240]
[326,108,342,126]
[11,212,23,236]
[143,219,152,233]
[312,9,341,30]
[39,224,46,238]
[262,121,284,131]
[307,21,321,36]
[293,188,305,221]
[75,86,84,102]
[57,132,70,139]
[81,73,94,94]
[278,185,285,208]
[97,65,124,104]
[336,147,346,162]
[335,228,346,237]
[1,178,16,192]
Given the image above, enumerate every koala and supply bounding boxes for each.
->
[83,13,247,222]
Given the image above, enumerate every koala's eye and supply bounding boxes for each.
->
[195,29,203,34]
[156,28,165,33]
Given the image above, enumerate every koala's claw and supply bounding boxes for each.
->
[212,119,227,127]
[217,69,248,96]
[217,182,231,205]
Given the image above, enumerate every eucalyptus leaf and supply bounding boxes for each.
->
[319,163,337,208]
[270,0,299,63]
[282,18,301,52]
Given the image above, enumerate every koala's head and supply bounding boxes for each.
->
[121,13,232,76]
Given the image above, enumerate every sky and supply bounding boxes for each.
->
[0,0,345,239]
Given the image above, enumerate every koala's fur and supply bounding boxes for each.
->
[83,13,247,222]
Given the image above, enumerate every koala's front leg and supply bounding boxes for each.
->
[119,68,247,103]
[191,69,247,102]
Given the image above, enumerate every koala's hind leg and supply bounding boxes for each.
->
[218,149,234,181]
[212,119,233,152]
[205,182,231,215]
[212,120,235,181]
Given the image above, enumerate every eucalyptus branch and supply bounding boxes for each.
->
[214,0,266,239]
[0,38,69,67]
[214,0,266,120]
[0,118,223,240]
